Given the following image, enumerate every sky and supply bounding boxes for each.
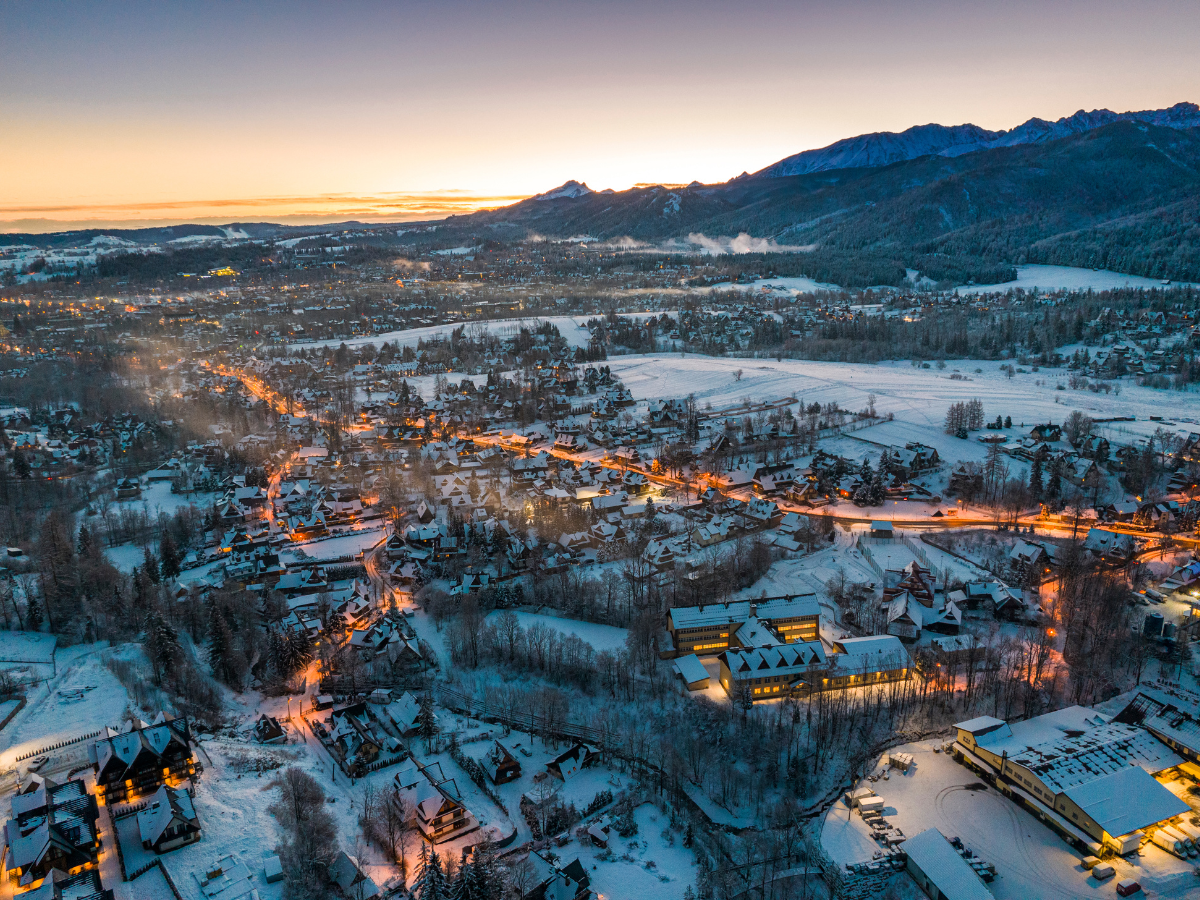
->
[2,0,1199,232]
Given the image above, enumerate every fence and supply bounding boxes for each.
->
[855,539,883,581]
[109,798,151,818]
[365,752,408,773]
[0,695,26,732]
[158,860,185,900]
[126,858,161,880]
[107,806,131,881]
[899,534,951,584]
[16,728,105,762]
[856,534,953,586]
[448,741,509,815]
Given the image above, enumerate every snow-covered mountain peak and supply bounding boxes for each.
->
[533,180,593,201]
[756,102,1200,178]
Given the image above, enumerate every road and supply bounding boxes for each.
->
[469,430,1147,539]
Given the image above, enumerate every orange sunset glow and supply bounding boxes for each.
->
[4,1,1199,231]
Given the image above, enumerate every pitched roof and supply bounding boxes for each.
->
[669,595,818,630]
[1062,766,1189,837]
[137,785,198,846]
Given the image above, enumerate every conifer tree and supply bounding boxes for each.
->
[26,598,44,632]
[77,525,94,558]
[418,692,439,751]
[147,611,182,685]
[451,849,484,900]
[208,603,237,685]
[143,546,161,584]
[476,844,501,900]
[852,481,870,507]
[159,533,181,581]
[415,845,449,900]
[286,629,313,675]
[12,449,30,479]
[1029,453,1044,498]
[266,628,286,679]
[868,471,886,506]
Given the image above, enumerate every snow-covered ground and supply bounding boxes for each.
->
[603,353,1200,441]
[955,264,1196,295]
[0,648,125,771]
[707,275,839,296]
[107,480,217,520]
[486,611,630,654]
[0,631,56,664]
[103,542,147,572]
[283,526,387,563]
[572,802,699,900]
[719,264,1196,297]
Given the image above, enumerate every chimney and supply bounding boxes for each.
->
[749,603,758,618]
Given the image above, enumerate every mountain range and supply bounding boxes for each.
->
[446,103,1200,285]
[9,102,1200,288]
[754,102,1200,177]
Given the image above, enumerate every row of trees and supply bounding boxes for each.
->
[943,398,985,437]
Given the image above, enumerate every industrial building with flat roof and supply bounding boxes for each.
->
[955,706,1191,853]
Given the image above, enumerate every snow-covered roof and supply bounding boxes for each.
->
[903,828,994,900]
[979,706,1184,793]
[137,784,198,846]
[722,642,826,679]
[1062,766,1189,838]
[832,635,906,659]
[733,615,781,648]
[1114,689,1200,757]
[669,595,818,630]
[672,654,710,686]
[955,716,1009,738]
[328,850,380,899]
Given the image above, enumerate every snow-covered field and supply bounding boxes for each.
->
[572,802,699,900]
[719,264,1196,297]
[0,649,124,770]
[603,353,1200,442]
[955,264,1196,295]
[108,480,217,520]
[0,631,56,663]
[104,542,147,572]
[708,275,839,296]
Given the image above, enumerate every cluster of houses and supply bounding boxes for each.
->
[1,714,201,898]
[882,561,1037,642]
[0,410,176,482]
